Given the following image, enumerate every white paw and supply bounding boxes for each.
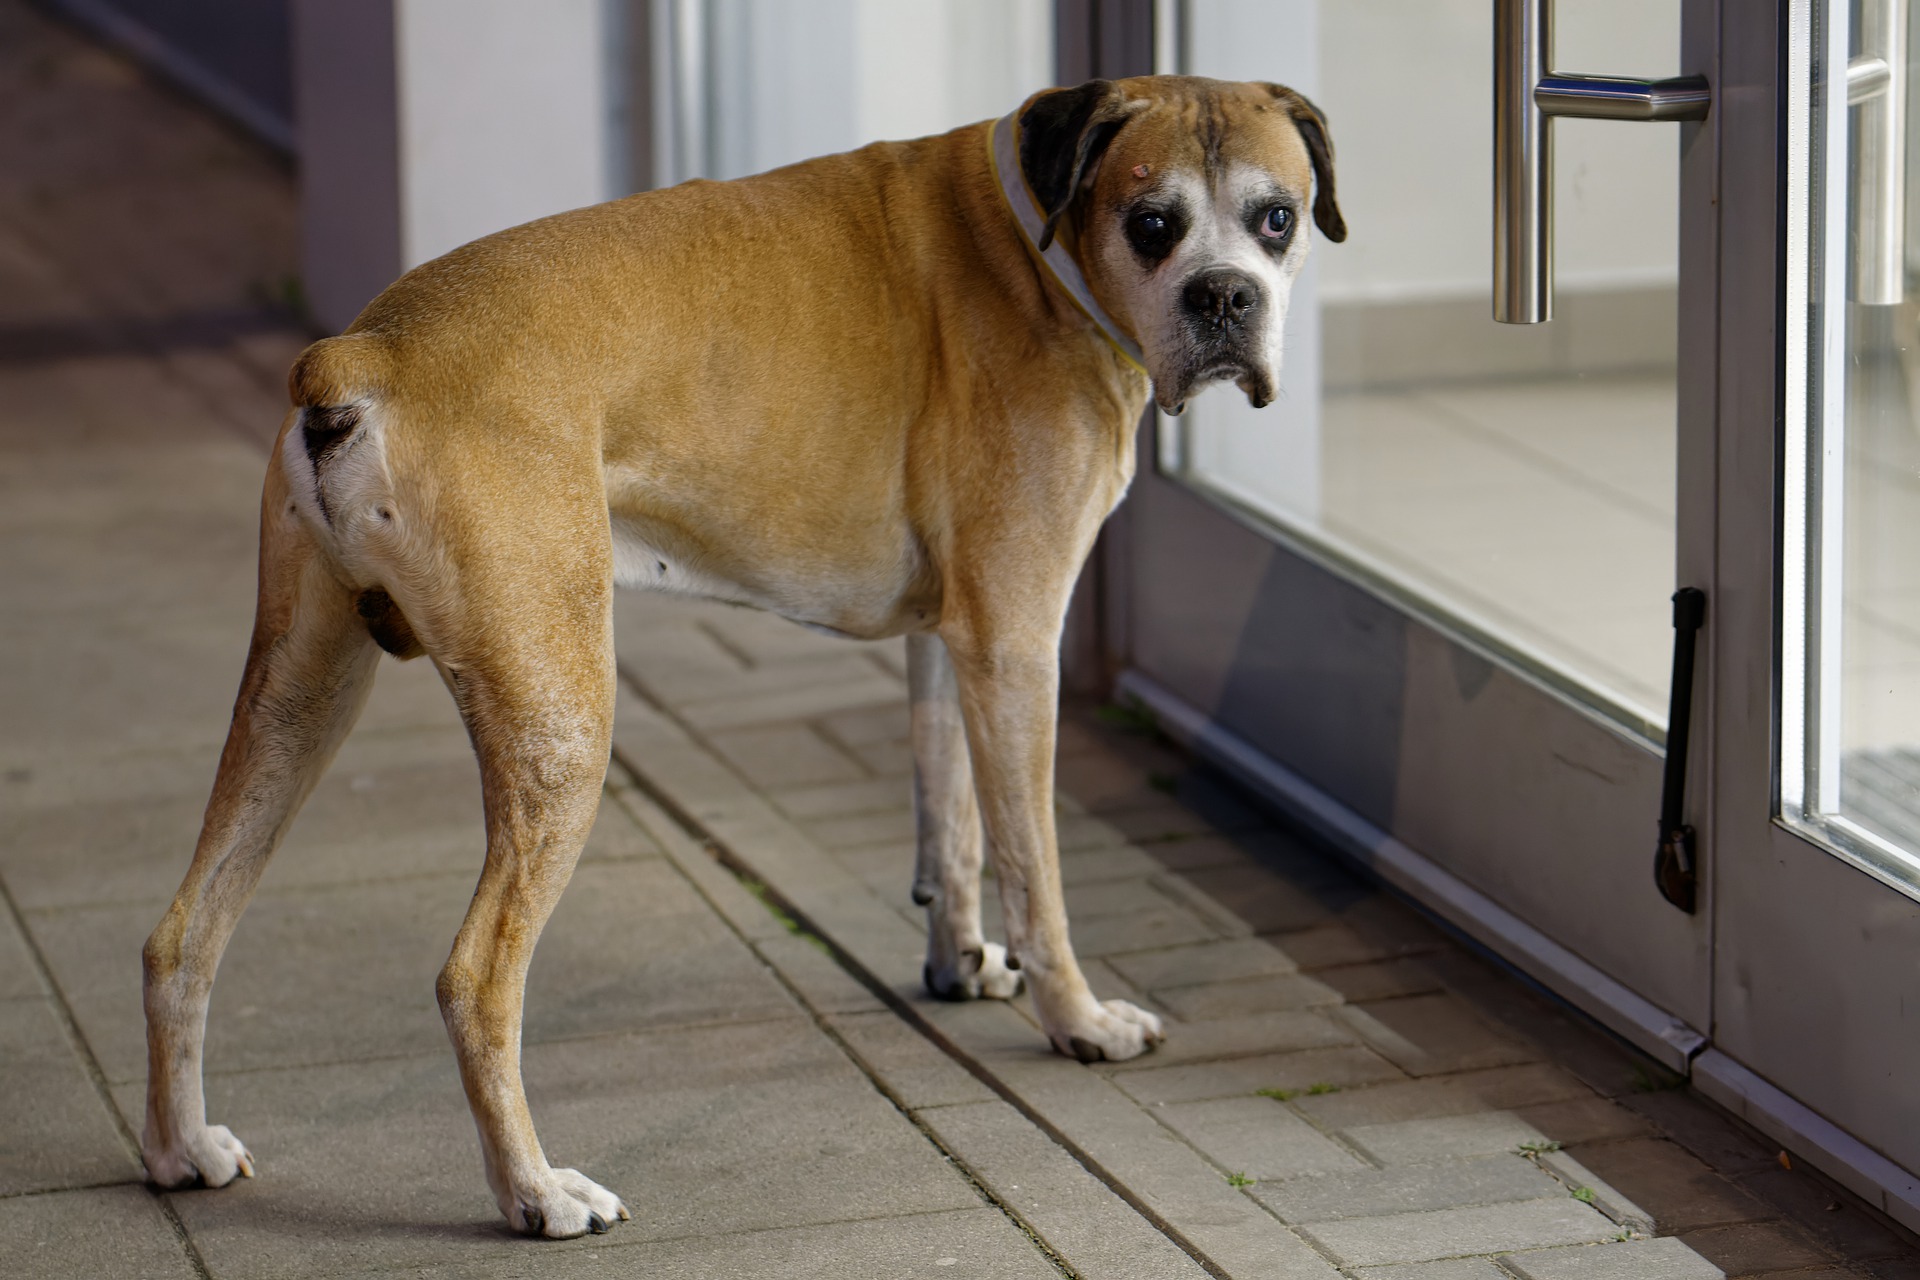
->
[1053,999,1166,1063]
[976,942,1023,1000]
[924,940,1026,1002]
[144,1124,254,1189]
[511,1167,630,1239]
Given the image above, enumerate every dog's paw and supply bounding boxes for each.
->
[1053,999,1165,1063]
[924,941,1024,1002]
[143,1124,255,1189]
[511,1167,631,1239]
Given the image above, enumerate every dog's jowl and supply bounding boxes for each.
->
[139,75,1342,1238]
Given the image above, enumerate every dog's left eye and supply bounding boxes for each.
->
[1260,206,1293,240]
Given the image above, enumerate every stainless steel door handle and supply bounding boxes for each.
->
[1493,0,1711,324]
[1850,0,1907,305]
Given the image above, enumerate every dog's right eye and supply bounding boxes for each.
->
[1125,208,1182,264]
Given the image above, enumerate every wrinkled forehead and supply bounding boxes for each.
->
[1097,83,1314,202]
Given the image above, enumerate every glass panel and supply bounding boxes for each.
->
[1783,0,1920,897]
[652,0,1052,185]
[1159,0,1681,739]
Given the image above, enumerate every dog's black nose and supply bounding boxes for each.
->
[1183,270,1261,328]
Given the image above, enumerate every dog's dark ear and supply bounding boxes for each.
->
[1263,84,1346,243]
[1020,80,1141,250]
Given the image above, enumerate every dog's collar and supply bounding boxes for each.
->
[987,112,1148,376]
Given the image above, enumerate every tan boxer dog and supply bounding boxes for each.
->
[140,75,1343,1238]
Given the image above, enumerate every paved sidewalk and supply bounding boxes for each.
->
[5,4,1920,1277]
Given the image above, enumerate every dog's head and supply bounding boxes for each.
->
[1018,76,1344,415]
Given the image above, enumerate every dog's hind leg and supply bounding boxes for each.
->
[908,633,1021,1000]
[427,511,628,1240]
[142,450,382,1188]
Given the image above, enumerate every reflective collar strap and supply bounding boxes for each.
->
[986,111,1148,375]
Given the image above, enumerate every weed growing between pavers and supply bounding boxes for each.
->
[1629,1064,1686,1092]
[1516,1140,1564,1155]
[739,875,833,955]
[1226,1171,1254,1187]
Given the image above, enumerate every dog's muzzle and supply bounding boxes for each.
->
[1159,268,1275,414]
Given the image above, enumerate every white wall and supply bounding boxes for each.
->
[294,0,622,332]
[691,0,1052,182]
[394,0,615,268]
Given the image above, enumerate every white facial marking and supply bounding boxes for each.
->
[1098,160,1311,414]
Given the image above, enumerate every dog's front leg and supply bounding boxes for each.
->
[944,632,1164,1062]
[908,633,1021,1001]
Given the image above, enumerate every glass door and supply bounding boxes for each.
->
[1119,0,1712,1065]
[1704,0,1920,1224]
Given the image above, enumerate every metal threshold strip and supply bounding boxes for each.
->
[1116,668,1920,1236]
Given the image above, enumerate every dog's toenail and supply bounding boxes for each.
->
[588,1211,610,1234]
[911,884,934,906]
[1068,1035,1105,1063]
[521,1206,545,1235]
[1005,953,1021,970]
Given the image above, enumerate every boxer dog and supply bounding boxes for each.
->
[140,75,1343,1237]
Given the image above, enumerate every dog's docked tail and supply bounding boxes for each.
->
[278,335,423,659]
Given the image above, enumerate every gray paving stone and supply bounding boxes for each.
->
[911,1001,1344,1278]
[0,901,39,1000]
[699,608,876,665]
[1153,973,1345,1020]
[1292,1065,1594,1130]
[1067,905,1221,958]
[1499,1236,1726,1279]
[1334,995,1535,1077]
[829,1010,996,1110]
[768,777,911,820]
[1314,958,1446,1003]
[138,1019,985,1278]
[34,859,798,1085]
[678,674,907,731]
[1298,1197,1617,1266]
[1342,1111,1553,1166]
[1099,1010,1357,1071]
[806,807,917,851]
[919,1100,1211,1280]
[1104,937,1300,991]
[649,652,888,708]
[707,722,870,790]
[1251,1153,1563,1223]
[1676,1221,1831,1275]
[339,1208,1065,1279]
[0,1184,199,1280]
[1537,1149,1655,1233]
[1112,1045,1403,1106]
[1057,844,1169,885]
[1570,1138,1773,1234]
[814,702,910,747]
[0,995,138,1194]
[1356,1262,1511,1280]
[1064,877,1193,919]
[754,931,887,1016]
[1153,1095,1366,1181]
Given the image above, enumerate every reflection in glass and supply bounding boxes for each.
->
[1784,0,1920,894]
[1160,0,1680,737]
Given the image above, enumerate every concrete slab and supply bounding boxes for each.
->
[828,1010,996,1111]
[1251,1153,1565,1224]
[138,1020,985,1278]
[1498,1236,1726,1279]
[0,1184,199,1280]
[0,994,138,1194]
[1152,1095,1366,1182]
[33,859,799,1085]
[1297,1197,1618,1266]
[919,1099,1210,1280]
[1110,1046,1403,1106]
[336,1208,1065,1279]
